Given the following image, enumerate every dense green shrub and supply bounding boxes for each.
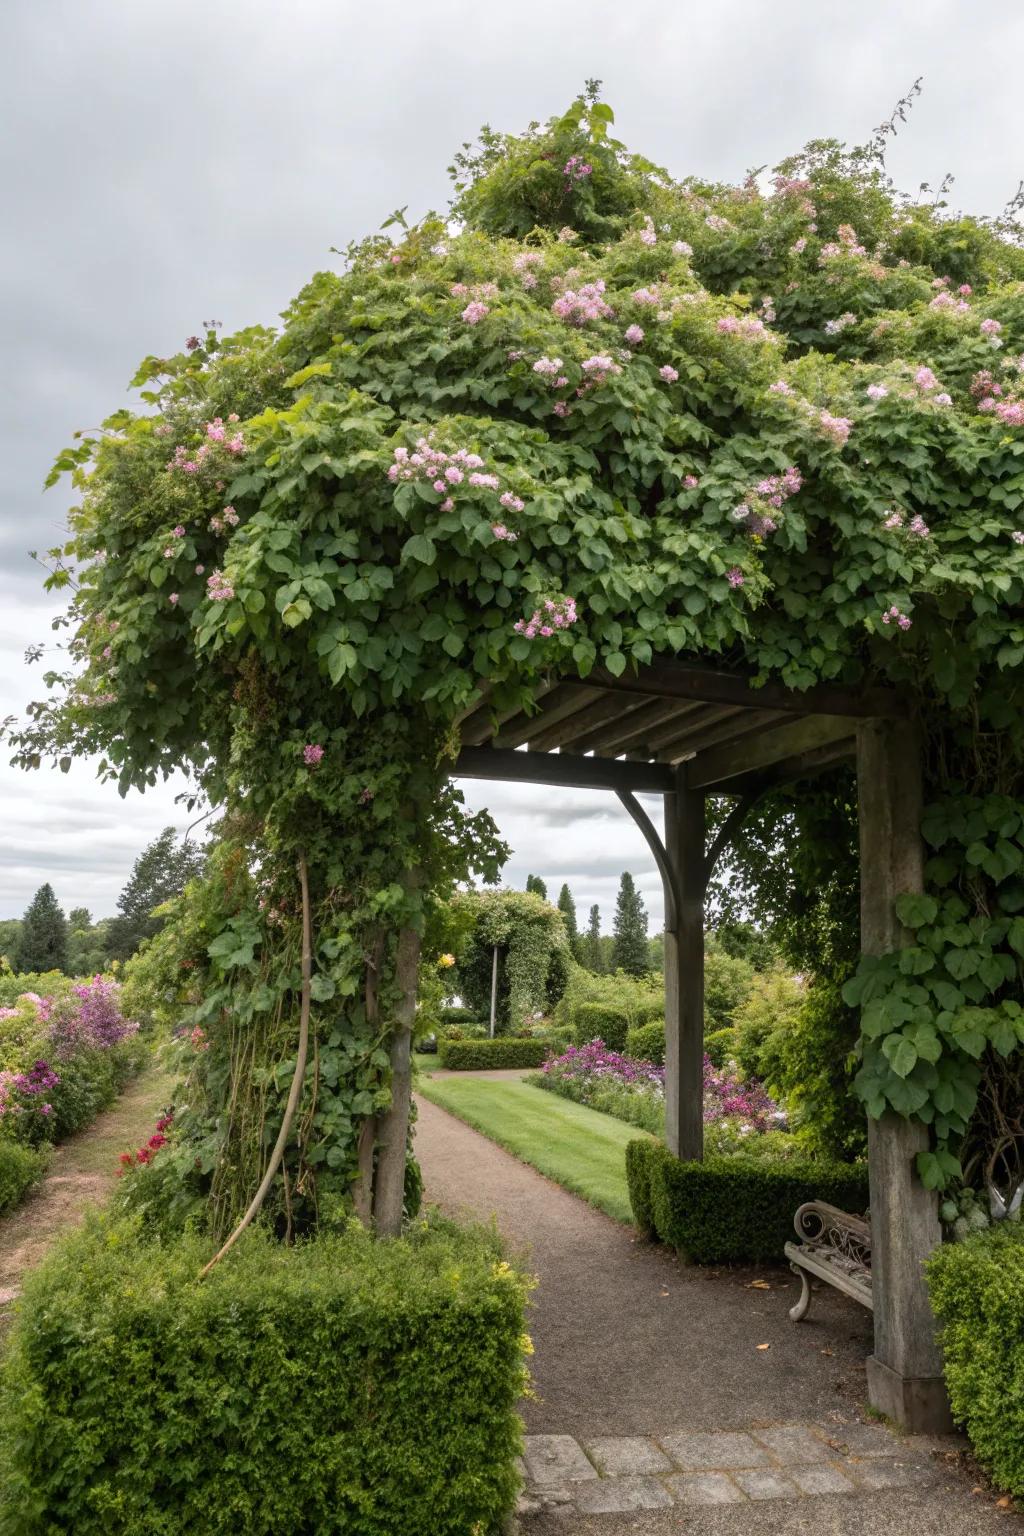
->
[0,972,70,1009]
[703,941,756,1032]
[731,967,805,1077]
[0,1142,49,1215]
[574,1002,629,1051]
[625,1019,666,1064]
[704,1027,737,1069]
[757,977,866,1160]
[438,1037,549,1070]
[553,966,663,1037]
[927,1225,1024,1497]
[439,1005,477,1025]
[625,1138,869,1263]
[0,1215,530,1536]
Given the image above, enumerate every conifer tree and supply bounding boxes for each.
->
[18,883,69,973]
[585,903,605,972]
[612,871,649,977]
[105,827,206,960]
[557,882,584,962]
[525,873,548,901]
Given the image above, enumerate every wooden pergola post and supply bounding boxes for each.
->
[663,768,705,1161]
[857,720,953,1432]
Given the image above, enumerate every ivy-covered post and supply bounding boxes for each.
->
[663,769,705,1162]
[374,872,423,1239]
[857,719,953,1433]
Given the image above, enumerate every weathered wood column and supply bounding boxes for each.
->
[857,720,952,1432]
[663,768,705,1161]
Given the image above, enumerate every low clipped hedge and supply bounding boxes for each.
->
[0,1215,530,1536]
[927,1224,1024,1497]
[625,1138,869,1263]
[625,1020,665,1064]
[574,1002,629,1051]
[438,1037,548,1070]
[0,1141,49,1214]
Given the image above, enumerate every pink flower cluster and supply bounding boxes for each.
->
[659,364,679,382]
[514,594,578,640]
[513,251,543,289]
[824,311,857,336]
[716,315,768,340]
[639,216,657,246]
[866,383,889,401]
[727,567,745,588]
[462,301,489,324]
[303,743,324,766]
[624,323,644,345]
[929,291,970,313]
[819,410,853,445]
[881,605,912,631]
[580,353,622,381]
[563,155,592,185]
[552,279,613,325]
[206,569,234,602]
[491,523,518,543]
[166,415,244,473]
[631,286,660,307]
[883,509,929,537]
[209,505,240,535]
[732,466,803,538]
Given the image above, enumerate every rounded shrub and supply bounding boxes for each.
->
[625,1020,666,1065]
[574,1002,629,1051]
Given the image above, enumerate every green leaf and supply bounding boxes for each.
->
[894,893,938,929]
[605,652,626,677]
[309,974,336,1002]
[402,534,436,565]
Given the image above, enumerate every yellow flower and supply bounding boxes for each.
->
[438,952,455,968]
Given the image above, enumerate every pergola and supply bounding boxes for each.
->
[455,657,951,1434]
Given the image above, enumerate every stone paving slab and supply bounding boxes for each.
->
[584,1438,672,1476]
[519,1418,946,1520]
[575,1477,673,1514]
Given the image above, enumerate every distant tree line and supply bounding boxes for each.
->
[0,827,204,976]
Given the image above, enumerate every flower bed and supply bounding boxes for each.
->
[0,979,147,1183]
[530,1039,784,1141]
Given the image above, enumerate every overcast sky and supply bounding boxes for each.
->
[3,1,1022,924]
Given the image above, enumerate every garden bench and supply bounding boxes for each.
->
[784,1200,873,1320]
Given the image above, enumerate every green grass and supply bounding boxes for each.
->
[416,1074,654,1224]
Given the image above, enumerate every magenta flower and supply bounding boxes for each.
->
[303,744,324,767]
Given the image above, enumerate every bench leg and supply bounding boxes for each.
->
[789,1263,812,1322]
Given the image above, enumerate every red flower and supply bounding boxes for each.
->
[136,1147,151,1164]
[118,1152,133,1166]
[148,1133,167,1151]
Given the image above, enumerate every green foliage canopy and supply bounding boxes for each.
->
[10,86,1024,1209]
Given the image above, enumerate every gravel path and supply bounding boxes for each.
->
[414,1094,1022,1532]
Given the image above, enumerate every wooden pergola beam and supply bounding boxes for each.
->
[685,715,857,789]
[492,684,598,749]
[593,660,907,720]
[454,746,674,794]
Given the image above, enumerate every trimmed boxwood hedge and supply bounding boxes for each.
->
[927,1224,1024,1497]
[0,1214,530,1536]
[437,1037,549,1070]
[574,1002,630,1052]
[625,1138,869,1263]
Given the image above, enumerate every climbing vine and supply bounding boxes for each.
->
[9,84,1024,1229]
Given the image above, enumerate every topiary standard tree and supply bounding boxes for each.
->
[18,884,69,973]
[612,872,650,977]
[7,84,1024,1245]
